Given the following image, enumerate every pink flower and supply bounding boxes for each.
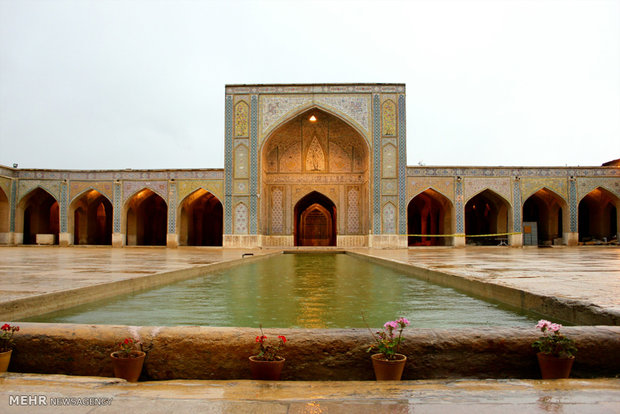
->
[384,321,398,330]
[397,317,410,327]
[536,320,550,330]
[549,323,562,332]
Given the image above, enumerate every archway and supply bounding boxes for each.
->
[407,189,453,246]
[0,187,8,243]
[179,189,223,246]
[125,189,167,246]
[465,189,511,245]
[261,107,369,242]
[18,188,59,245]
[522,188,568,245]
[294,191,336,246]
[70,190,113,245]
[578,187,619,243]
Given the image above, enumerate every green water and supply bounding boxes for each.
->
[24,253,539,328]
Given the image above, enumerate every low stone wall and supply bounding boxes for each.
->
[9,323,620,380]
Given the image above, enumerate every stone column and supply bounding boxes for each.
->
[58,180,71,246]
[112,181,124,247]
[166,180,178,248]
[453,177,466,247]
[8,178,17,245]
[565,177,579,246]
[510,177,523,247]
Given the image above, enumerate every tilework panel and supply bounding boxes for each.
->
[113,182,121,233]
[407,177,454,202]
[227,84,405,95]
[234,145,249,179]
[513,180,522,233]
[407,167,620,178]
[398,95,407,235]
[271,187,283,234]
[347,188,360,234]
[569,179,577,232]
[463,178,511,204]
[233,180,248,194]
[69,181,114,202]
[10,180,16,232]
[373,94,381,234]
[306,136,326,171]
[455,180,464,234]
[382,144,397,178]
[122,181,168,204]
[18,180,61,202]
[0,179,9,200]
[168,182,177,233]
[577,177,620,200]
[234,101,249,137]
[177,180,224,206]
[381,99,396,136]
[234,203,248,234]
[381,179,398,195]
[261,95,312,136]
[250,95,258,234]
[224,95,233,234]
[314,95,370,136]
[60,182,68,233]
[382,202,396,234]
[521,178,568,202]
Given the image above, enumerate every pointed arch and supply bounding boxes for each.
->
[294,191,336,246]
[70,186,113,205]
[407,188,454,246]
[69,189,112,245]
[465,189,512,245]
[16,187,59,245]
[178,188,223,246]
[522,187,569,245]
[0,186,9,241]
[124,188,167,246]
[578,187,620,243]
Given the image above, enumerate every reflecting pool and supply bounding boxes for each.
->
[24,253,540,328]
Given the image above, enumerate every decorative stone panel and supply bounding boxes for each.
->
[18,180,61,202]
[347,187,360,234]
[271,187,284,234]
[513,180,522,233]
[122,181,168,204]
[69,181,114,203]
[577,177,620,200]
[382,202,396,234]
[234,203,249,234]
[521,178,568,202]
[177,180,224,206]
[463,178,511,204]
[408,177,455,202]
[234,101,249,137]
[234,145,249,178]
[382,144,397,178]
[381,99,396,136]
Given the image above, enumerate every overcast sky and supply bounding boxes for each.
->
[1,0,618,170]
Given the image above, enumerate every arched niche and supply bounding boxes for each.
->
[17,187,59,245]
[178,189,223,246]
[578,187,620,243]
[124,189,167,246]
[407,188,454,246]
[465,189,511,245]
[522,188,568,245]
[260,107,370,239]
[294,191,336,246]
[69,189,113,245]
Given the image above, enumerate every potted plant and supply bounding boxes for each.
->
[0,323,19,372]
[366,317,410,380]
[249,326,287,380]
[532,319,577,379]
[110,338,146,382]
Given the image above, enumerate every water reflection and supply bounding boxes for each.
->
[24,254,540,328]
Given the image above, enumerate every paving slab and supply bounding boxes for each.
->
[0,373,618,413]
[357,247,620,316]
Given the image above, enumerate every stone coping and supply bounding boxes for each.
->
[7,324,620,381]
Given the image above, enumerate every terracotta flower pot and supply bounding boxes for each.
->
[0,349,12,373]
[111,351,146,382]
[537,352,575,379]
[371,353,407,381]
[249,356,285,380]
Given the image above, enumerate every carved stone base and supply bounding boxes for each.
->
[112,233,124,248]
[508,233,523,247]
[166,234,179,248]
[368,235,407,249]
[565,232,579,247]
[261,236,294,247]
[453,235,466,248]
[337,235,368,247]
[0,232,9,244]
[224,235,261,248]
[59,232,72,247]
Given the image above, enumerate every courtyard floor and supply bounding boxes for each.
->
[0,245,619,412]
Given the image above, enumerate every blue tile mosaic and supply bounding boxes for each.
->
[373,94,381,234]
[455,180,464,233]
[224,95,233,234]
[250,95,258,235]
[168,182,177,233]
[513,180,522,232]
[9,180,16,232]
[113,182,121,233]
[398,95,407,234]
[60,183,68,233]
[569,179,577,232]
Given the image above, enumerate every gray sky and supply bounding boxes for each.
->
[1,0,619,170]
